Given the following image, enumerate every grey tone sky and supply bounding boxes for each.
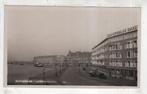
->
[5,6,140,61]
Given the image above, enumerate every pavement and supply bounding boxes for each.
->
[59,65,110,85]
[78,66,137,86]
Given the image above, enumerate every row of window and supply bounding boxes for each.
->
[125,40,137,49]
[109,43,122,50]
[109,61,137,68]
[110,71,137,79]
[91,60,137,68]
[91,60,105,66]
[109,50,137,59]
[92,40,137,56]
[96,62,105,66]
[109,62,123,67]
[92,50,137,59]
[108,32,137,43]
[110,70,136,77]
[110,70,122,75]
[91,54,106,60]
[109,52,122,58]
[109,39,137,51]
[108,35,124,43]
[126,50,137,58]
[124,32,137,40]
[125,61,137,68]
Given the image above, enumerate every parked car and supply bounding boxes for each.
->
[34,62,43,67]
[98,73,107,79]
[89,70,96,77]
[20,63,24,65]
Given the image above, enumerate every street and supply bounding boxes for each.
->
[8,63,136,86]
[59,65,110,85]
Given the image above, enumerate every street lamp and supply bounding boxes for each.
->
[42,64,46,84]
[55,63,58,77]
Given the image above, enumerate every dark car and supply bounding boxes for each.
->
[20,63,24,65]
[98,73,107,79]
[34,63,43,67]
[89,70,96,77]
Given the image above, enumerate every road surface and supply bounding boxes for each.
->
[8,63,137,86]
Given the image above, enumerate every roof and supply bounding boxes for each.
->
[92,38,108,49]
[92,25,138,50]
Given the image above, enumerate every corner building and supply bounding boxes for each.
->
[91,25,138,80]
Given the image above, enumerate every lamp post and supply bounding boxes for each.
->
[55,63,58,77]
[42,64,46,84]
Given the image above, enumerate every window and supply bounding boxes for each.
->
[111,61,115,66]
[116,70,121,74]
[116,60,122,67]
[130,62,134,67]
[109,43,122,51]
[125,62,129,67]
[124,34,132,39]
[125,61,130,67]
[128,71,134,76]
[118,62,123,67]
[118,44,122,49]
[109,61,114,66]
[131,63,137,67]
[133,50,137,57]
[110,60,122,67]
[125,40,137,49]
[133,40,137,48]
[133,32,137,38]
[110,45,112,50]
[117,35,123,41]
[116,52,122,58]
[126,41,130,48]
[127,51,131,58]
[127,50,136,58]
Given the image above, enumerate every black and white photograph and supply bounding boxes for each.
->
[5,6,140,86]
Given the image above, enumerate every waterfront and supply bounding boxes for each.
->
[8,62,136,86]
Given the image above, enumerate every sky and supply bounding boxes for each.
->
[5,6,140,61]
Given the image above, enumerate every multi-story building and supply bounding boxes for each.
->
[91,25,138,80]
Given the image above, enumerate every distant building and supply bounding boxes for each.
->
[56,55,66,64]
[33,55,65,66]
[91,25,138,80]
[66,51,91,65]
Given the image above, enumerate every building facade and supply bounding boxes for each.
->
[91,25,138,80]
[66,51,91,66]
[33,55,65,66]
